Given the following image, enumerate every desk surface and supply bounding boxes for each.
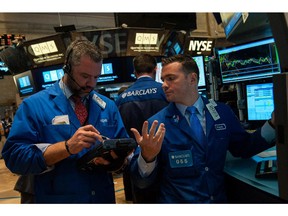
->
[224,149,279,197]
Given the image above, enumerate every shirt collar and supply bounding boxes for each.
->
[59,79,89,102]
[176,96,205,117]
[137,75,152,79]
[59,79,73,100]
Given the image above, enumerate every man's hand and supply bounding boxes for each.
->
[66,124,103,155]
[44,124,103,166]
[131,120,165,162]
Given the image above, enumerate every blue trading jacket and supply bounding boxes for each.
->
[130,96,274,203]
[115,77,168,138]
[2,82,128,203]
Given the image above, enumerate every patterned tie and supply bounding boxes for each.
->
[186,106,205,145]
[72,95,88,125]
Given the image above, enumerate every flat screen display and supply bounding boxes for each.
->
[155,62,163,83]
[220,13,242,38]
[192,55,207,90]
[13,70,36,97]
[0,60,9,73]
[246,82,274,121]
[97,57,136,85]
[154,56,206,91]
[32,64,64,91]
[217,38,281,84]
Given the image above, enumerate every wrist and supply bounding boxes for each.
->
[142,154,156,163]
[65,140,73,155]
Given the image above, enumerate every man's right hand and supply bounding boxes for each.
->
[66,124,103,154]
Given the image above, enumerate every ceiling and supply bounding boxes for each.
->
[0,13,116,39]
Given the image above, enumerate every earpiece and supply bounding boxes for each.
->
[63,40,88,74]
[62,63,71,74]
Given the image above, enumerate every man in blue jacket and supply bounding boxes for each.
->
[115,53,168,203]
[130,54,276,203]
[2,39,129,203]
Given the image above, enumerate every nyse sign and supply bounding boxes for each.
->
[71,28,169,57]
[72,29,128,58]
[185,37,214,56]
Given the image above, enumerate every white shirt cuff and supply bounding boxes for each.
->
[137,153,157,177]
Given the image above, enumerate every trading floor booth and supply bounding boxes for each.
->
[224,148,284,203]
[220,13,288,203]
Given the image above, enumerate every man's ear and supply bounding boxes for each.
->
[189,72,198,84]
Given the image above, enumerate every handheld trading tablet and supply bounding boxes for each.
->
[77,138,137,172]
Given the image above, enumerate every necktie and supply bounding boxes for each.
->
[72,95,88,125]
[186,106,205,145]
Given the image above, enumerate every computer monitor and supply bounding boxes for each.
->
[154,56,207,91]
[155,61,163,83]
[13,70,36,98]
[32,64,64,91]
[97,57,136,85]
[217,37,281,84]
[0,60,9,74]
[192,55,207,91]
[220,13,242,38]
[246,82,274,121]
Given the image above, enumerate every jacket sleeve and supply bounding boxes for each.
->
[129,142,160,189]
[2,99,47,175]
[221,104,275,158]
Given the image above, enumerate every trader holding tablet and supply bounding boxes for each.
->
[2,39,131,203]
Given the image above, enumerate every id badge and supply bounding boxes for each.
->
[169,150,193,168]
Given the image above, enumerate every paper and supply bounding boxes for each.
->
[52,115,70,125]
[257,150,276,158]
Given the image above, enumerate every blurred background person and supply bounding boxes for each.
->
[115,53,169,203]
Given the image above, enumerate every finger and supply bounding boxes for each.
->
[131,128,142,143]
[93,157,110,165]
[141,121,149,138]
[110,150,119,159]
[157,123,166,144]
[83,135,97,144]
[149,120,158,140]
[95,133,105,143]
[82,124,100,134]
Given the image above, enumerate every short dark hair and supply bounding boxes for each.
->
[161,54,199,77]
[133,53,157,74]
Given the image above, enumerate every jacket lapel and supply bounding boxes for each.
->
[87,92,102,126]
[166,103,194,138]
[202,97,217,138]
